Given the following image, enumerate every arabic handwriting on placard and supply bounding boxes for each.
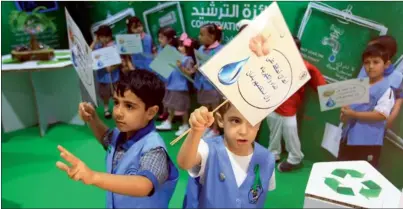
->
[264,57,289,88]
[246,71,270,103]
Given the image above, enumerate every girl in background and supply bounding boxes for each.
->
[194,23,224,138]
[156,26,179,121]
[156,33,199,136]
[126,16,154,72]
[120,55,135,76]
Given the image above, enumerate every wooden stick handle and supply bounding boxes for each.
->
[170,99,230,146]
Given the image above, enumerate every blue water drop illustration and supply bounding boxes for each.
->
[121,46,126,52]
[218,57,250,85]
[97,61,104,67]
[326,97,336,107]
[329,54,336,63]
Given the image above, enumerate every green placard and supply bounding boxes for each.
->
[299,7,382,83]
[144,2,185,45]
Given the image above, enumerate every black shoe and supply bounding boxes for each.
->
[277,161,302,172]
[104,111,112,119]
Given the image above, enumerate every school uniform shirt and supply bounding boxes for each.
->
[372,87,395,118]
[275,60,326,116]
[131,33,153,72]
[102,121,178,208]
[342,78,395,146]
[94,41,120,84]
[188,139,276,191]
[357,64,403,99]
[167,56,194,91]
[194,41,224,91]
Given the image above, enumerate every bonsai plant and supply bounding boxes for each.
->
[9,6,57,61]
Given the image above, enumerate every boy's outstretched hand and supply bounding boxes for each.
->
[189,106,215,133]
[56,145,96,185]
[249,33,271,57]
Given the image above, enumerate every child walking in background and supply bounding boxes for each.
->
[127,16,154,72]
[155,26,179,121]
[156,33,199,136]
[90,25,120,119]
[194,23,224,139]
[267,37,326,172]
[56,70,179,208]
[339,43,395,168]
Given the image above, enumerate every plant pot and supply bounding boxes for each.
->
[11,48,55,62]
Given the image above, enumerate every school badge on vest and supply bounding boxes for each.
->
[219,172,226,182]
[248,164,263,204]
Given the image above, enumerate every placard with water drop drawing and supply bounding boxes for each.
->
[199,2,310,126]
[116,34,143,54]
[317,78,369,112]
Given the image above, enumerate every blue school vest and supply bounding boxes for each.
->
[342,78,390,146]
[105,129,179,208]
[167,56,192,91]
[358,64,395,78]
[194,45,223,91]
[131,34,153,72]
[183,136,275,208]
[358,64,402,99]
[94,43,120,83]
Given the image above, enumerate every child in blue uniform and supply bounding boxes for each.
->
[56,70,179,208]
[195,23,224,139]
[90,25,120,119]
[156,33,199,135]
[177,102,276,208]
[127,16,154,72]
[339,43,395,168]
[356,35,402,129]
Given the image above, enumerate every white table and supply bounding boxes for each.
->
[2,49,84,136]
[304,161,401,208]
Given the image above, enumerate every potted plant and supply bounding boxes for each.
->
[9,6,57,62]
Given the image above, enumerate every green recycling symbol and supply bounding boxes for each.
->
[324,169,382,199]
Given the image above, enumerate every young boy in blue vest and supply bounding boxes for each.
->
[177,103,276,208]
[90,25,120,119]
[56,70,179,208]
[339,43,395,168]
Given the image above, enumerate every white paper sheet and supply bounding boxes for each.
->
[116,34,143,54]
[92,46,122,70]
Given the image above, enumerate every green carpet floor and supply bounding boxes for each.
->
[1,111,312,208]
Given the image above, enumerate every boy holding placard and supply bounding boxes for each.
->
[357,35,402,130]
[339,43,395,168]
[90,25,120,119]
[177,32,276,208]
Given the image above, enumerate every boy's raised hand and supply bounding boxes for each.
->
[56,145,96,185]
[189,106,215,133]
[78,102,96,122]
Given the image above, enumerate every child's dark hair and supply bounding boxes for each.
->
[115,70,166,110]
[95,25,112,38]
[126,16,143,34]
[362,43,390,63]
[293,36,301,51]
[179,38,200,63]
[201,23,223,42]
[158,26,179,48]
[369,35,397,58]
